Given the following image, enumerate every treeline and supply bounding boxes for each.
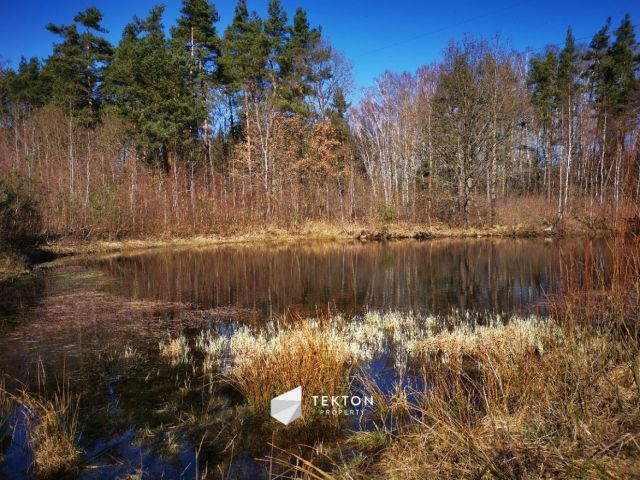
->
[0,2,638,238]
[352,20,639,227]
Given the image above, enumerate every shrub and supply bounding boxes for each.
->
[0,175,41,249]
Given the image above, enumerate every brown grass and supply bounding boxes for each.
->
[158,335,192,366]
[1,370,82,478]
[41,217,600,258]
[0,250,28,281]
[268,238,640,479]
[224,321,356,425]
[378,329,639,479]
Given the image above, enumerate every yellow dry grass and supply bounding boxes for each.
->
[1,374,82,478]
[224,321,356,425]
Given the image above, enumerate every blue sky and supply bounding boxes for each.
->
[0,0,638,95]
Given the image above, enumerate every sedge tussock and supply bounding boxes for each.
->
[225,321,356,423]
[1,377,82,478]
[159,334,191,366]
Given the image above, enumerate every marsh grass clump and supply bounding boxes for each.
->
[345,311,426,359]
[4,376,82,478]
[374,327,640,479]
[273,305,639,478]
[407,316,553,368]
[208,312,531,427]
[347,430,390,454]
[159,334,191,366]
[0,378,13,463]
[0,250,28,281]
[195,330,227,372]
[224,320,356,424]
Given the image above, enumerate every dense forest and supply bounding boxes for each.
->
[0,0,638,241]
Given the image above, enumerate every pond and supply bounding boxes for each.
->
[0,238,610,479]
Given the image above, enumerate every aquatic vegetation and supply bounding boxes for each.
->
[122,345,140,360]
[11,236,639,479]
[270,319,639,479]
[224,320,356,423]
[158,335,191,366]
[183,311,551,436]
[254,238,640,480]
[195,330,228,373]
[9,379,82,478]
[407,315,556,365]
[0,250,28,282]
[347,430,390,453]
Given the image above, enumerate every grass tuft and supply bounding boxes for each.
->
[224,321,356,424]
[2,373,83,478]
[159,334,191,366]
[347,430,390,453]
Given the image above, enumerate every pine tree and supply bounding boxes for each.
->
[556,27,581,213]
[529,49,559,200]
[264,0,288,94]
[434,45,493,226]
[0,57,49,116]
[584,19,614,114]
[171,0,220,155]
[557,28,580,101]
[609,14,639,197]
[44,7,112,123]
[330,87,349,120]
[219,0,268,97]
[610,14,639,116]
[279,8,330,116]
[583,15,639,203]
[104,6,204,171]
[219,0,269,174]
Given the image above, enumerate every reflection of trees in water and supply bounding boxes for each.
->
[91,239,605,318]
[0,274,46,326]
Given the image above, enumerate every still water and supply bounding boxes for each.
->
[89,238,571,317]
[0,238,609,479]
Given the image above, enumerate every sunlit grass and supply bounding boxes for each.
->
[224,321,356,424]
[1,373,82,478]
[196,330,227,373]
[271,239,640,479]
[158,335,191,366]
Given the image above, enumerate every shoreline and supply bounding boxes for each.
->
[40,221,604,257]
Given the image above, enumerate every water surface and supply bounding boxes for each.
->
[0,238,609,479]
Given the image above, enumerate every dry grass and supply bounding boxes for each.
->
[268,238,640,479]
[223,321,356,423]
[0,249,28,281]
[196,330,227,373]
[40,215,600,258]
[494,196,558,230]
[376,328,640,479]
[270,318,639,479]
[1,372,82,478]
[159,335,192,366]
[191,312,545,428]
